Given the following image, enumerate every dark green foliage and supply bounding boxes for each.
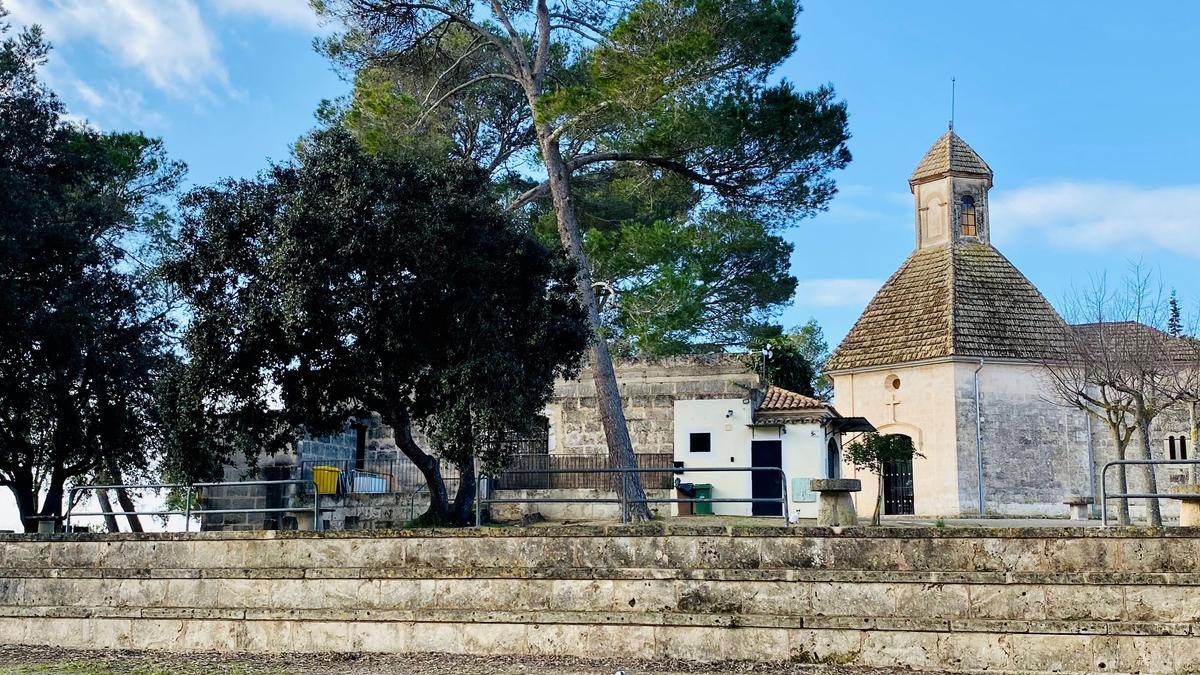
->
[320,0,851,354]
[845,433,917,476]
[163,127,588,524]
[0,13,184,530]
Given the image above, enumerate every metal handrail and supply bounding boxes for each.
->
[1100,459,1200,526]
[64,479,324,533]
[476,465,790,526]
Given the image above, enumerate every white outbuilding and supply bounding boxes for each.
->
[672,385,874,521]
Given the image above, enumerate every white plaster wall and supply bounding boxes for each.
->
[765,422,834,521]
[833,362,961,517]
[672,398,754,516]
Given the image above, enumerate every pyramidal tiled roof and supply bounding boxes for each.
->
[909,130,993,185]
[826,242,1070,372]
[758,385,827,411]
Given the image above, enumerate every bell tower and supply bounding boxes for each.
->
[909,128,993,249]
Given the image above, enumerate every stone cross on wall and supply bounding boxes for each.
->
[884,391,901,422]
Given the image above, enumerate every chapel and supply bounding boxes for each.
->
[826,128,1097,517]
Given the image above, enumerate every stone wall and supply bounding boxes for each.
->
[549,354,760,456]
[3,526,1200,672]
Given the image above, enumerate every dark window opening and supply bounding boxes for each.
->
[1170,436,1189,460]
[960,195,977,237]
[689,432,711,453]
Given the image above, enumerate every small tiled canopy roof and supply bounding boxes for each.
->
[909,130,993,186]
[758,385,827,411]
[826,242,1071,372]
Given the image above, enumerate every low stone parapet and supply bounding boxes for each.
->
[1,526,1200,672]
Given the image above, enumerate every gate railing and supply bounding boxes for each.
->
[476,465,790,526]
[1100,459,1200,526]
[64,479,324,532]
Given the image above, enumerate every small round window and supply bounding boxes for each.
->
[885,374,901,390]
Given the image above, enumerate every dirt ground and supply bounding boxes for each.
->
[0,646,939,675]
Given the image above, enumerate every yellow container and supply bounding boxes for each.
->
[311,466,341,495]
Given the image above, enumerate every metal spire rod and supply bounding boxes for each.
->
[950,77,956,131]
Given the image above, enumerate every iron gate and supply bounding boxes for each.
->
[882,458,914,515]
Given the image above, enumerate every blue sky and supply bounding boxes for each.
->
[5,0,1200,343]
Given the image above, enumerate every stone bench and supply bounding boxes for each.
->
[810,478,861,527]
[1176,485,1200,527]
[1063,494,1093,521]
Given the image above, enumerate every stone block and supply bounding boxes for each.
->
[1043,584,1124,621]
[856,630,940,669]
[968,584,1046,620]
[892,582,969,619]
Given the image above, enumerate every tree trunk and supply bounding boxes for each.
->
[96,490,120,533]
[873,472,883,526]
[1136,415,1163,527]
[38,471,65,533]
[395,415,452,525]
[451,459,477,526]
[10,472,39,533]
[535,130,651,522]
[1190,401,1198,485]
[105,460,143,532]
[1114,448,1130,526]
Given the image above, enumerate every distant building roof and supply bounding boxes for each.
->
[826,242,1071,372]
[909,130,993,186]
[758,385,827,411]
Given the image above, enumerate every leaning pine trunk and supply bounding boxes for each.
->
[535,130,651,522]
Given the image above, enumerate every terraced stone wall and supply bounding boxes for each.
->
[1,526,1198,673]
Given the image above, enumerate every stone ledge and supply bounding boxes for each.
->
[0,606,1191,638]
[8,565,1200,587]
[11,523,1200,543]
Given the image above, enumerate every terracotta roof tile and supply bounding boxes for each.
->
[759,385,826,411]
[826,242,1071,372]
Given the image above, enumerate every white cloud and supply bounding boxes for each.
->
[213,0,324,32]
[991,181,1200,258]
[794,278,882,307]
[7,0,227,98]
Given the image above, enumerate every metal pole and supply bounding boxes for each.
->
[474,454,482,528]
[65,487,75,533]
[1101,462,1109,527]
[779,467,790,524]
[475,475,484,528]
[620,468,628,524]
[184,486,193,533]
[314,483,321,531]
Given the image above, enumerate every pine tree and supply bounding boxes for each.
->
[1168,289,1183,337]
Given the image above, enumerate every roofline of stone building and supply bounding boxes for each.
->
[825,354,1050,376]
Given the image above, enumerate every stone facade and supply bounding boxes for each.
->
[548,354,761,456]
[4,527,1200,673]
[829,129,1197,520]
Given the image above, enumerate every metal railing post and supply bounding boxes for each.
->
[184,486,193,533]
[314,483,321,531]
[1101,462,1110,527]
[475,474,484,528]
[620,468,629,524]
[64,487,74,533]
[779,467,790,524]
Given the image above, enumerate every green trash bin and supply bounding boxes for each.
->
[693,483,714,515]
